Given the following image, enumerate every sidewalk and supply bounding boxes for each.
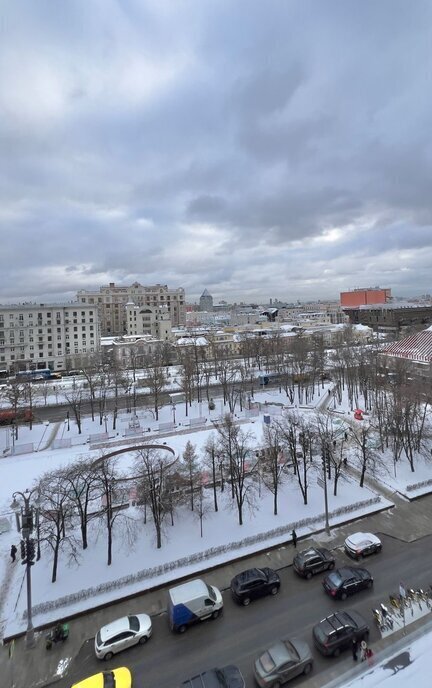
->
[3,482,432,688]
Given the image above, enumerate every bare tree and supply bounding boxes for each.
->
[95,455,125,565]
[261,424,287,515]
[61,457,100,549]
[38,472,78,583]
[144,347,168,421]
[63,386,84,434]
[213,414,257,525]
[203,435,219,512]
[134,448,178,549]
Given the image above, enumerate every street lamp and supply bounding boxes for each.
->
[10,488,41,648]
[104,414,108,433]
[66,411,70,431]
[171,403,177,425]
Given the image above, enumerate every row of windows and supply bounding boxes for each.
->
[0,310,94,321]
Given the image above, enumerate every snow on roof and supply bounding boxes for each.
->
[176,336,208,346]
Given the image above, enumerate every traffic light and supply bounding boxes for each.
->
[20,540,26,561]
[27,538,36,563]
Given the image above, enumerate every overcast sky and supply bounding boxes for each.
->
[2,1,432,305]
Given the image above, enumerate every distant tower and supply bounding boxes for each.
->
[199,289,213,312]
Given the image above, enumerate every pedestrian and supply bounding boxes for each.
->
[291,529,297,548]
[360,640,368,662]
[10,544,17,563]
[344,432,348,441]
[366,647,374,666]
[351,637,358,661]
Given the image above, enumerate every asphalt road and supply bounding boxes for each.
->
[59,532,432,688]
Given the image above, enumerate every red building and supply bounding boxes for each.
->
[340,288,391,308]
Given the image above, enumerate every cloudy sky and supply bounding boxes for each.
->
[2,0,432,305]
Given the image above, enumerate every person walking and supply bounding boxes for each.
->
[10,544,17,563]
[291,529,297,548]
[352,638,358,661]
[360,640,368,662]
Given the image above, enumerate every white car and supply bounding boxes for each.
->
[95,614,152,660]
[344,532,382,560]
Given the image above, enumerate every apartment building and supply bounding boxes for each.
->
[125,302,172,340]
[77,282,185,335]
[0,303,100,373]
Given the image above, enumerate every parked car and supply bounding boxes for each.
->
[254,638,313,687]
[313,610,369,657]
[94,614,152,660]
[322,566,373,600]
[71,667,132,688]
[344,532,382,559]
[230,567,280,606]
[180,665,245,687]
[293,547,335,579]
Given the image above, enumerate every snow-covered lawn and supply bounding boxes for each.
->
[0,381,422,639]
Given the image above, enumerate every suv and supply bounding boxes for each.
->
[293,547,335,579]
[230,567,280,606]
[180,665,245,687]
[313,610,369,657]
[94,614,152,660]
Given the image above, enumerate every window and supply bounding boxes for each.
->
[30,346,34,350]
[29,353,34,359]
[73,311,77,316]
[39,352,44,358]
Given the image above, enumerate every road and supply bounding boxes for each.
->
[59,532,432,688]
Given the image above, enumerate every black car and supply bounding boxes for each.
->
[313,610,369,657]
[181,665,245,687]
[293,547,335,579]
[230,567,280,606]
[322,567,373,600]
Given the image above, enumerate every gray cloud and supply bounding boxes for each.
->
[1,0,432,305]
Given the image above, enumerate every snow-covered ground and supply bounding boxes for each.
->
[0,379,430,640]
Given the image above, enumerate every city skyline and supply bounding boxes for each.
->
[2,1,432,304]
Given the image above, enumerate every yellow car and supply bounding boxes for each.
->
[71,667,132,688]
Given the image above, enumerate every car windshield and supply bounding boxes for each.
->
[102,672,115,688]
[327,572,342,586]
[206,584,216,601]
[128,615,140,631]
[260,651,276,673]
[96,631,102,646]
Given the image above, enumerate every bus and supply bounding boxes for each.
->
[14,369,60,382]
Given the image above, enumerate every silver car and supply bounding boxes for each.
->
[95,613,152,660]
[254,638,313,687]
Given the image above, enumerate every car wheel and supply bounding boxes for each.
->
[242,597,251,606]
[306,571,313,580]
[270,586,279,596]
[211,610,220,620]
[104,652,113,661]
[178,625,187,634]
[341,592,347,601]
[272,682,281,688]
[375,546,382,554]
[367,580,373,589]
[328,562,335,570]
[139,635,148,644]
[333,647,341,658]
[303,663,312,675]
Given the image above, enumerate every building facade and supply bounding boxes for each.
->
[343,303,432,333]
[340,287,391,308]
[0,303,100,373]
[125,302,172,340]
[77,282,185,335]
[199,289,213,312]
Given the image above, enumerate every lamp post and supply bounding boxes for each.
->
[171,403,176,425]
[66,411,70,431]
[10,488,41,649]
[104,414,108,433]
